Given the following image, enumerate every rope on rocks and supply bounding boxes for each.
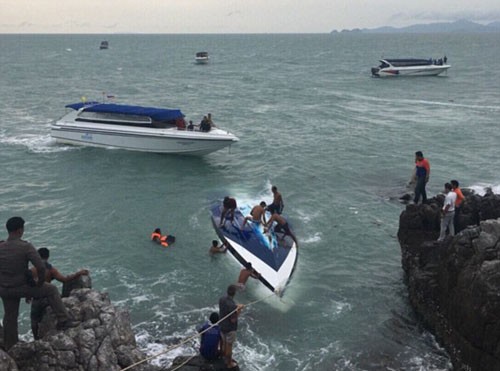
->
[120,291,278,371]
[169,354,197,371]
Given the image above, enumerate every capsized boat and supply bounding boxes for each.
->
[371,58,450,77]
[195,51,209,64]
[210,203,298,295]
[51,102,239,155]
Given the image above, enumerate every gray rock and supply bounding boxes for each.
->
[398,191,500,371]
[3,278,161,371]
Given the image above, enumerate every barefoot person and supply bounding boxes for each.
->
[219,196,237,227]
[236,262,261,290]
[267,186,284,215]
[266,210,299,248]
[242,201,267,227]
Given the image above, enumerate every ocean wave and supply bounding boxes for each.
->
[468,183,500,195]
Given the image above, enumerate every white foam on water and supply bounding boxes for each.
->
[468,183,500,196]
[0,132,76,153]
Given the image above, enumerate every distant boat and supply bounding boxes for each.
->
[371,58,450,77]
[99,41,109,50]
[51,102,239,155]
[195,51,209,64]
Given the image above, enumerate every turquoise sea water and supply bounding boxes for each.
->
[1,33,499,370]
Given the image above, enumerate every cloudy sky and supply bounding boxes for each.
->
[1,0,499,33]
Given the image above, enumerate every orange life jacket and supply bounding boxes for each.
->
[151,232,168,247]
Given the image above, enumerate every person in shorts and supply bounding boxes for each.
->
[218,285,243,369]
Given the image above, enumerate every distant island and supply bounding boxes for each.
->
[331,19,500,34]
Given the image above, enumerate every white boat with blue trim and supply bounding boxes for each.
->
[51,102,239,155]
[371,58,450,77]
[210,203,298,295]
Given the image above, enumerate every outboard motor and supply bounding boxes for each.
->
[371,67,380,77]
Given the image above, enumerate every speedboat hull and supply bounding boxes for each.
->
[371,58,450,77]
[210,204,298,295]
[373,65,450,77]
[51,104,238,155]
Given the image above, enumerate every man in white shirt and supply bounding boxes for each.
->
[438,183,457,242]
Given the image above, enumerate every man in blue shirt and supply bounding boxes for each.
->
[197,312,222,360]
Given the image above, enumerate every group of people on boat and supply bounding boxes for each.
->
[182,113,214,132]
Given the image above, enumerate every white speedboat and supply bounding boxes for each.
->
[210,203,298,295]
[51,102,239,155]
[195,51,209,64]
[371,58,450,77]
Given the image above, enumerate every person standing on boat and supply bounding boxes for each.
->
[242,201,267,227]
[413,151,430,204]
[219,285,244,370]
[265,210,299,248]
[219,197,237,227]
[266,186,284,215]
[29,247,89,340]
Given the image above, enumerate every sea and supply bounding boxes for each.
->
[0,33,499,370]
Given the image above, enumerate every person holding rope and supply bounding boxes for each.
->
[219,284,243,370]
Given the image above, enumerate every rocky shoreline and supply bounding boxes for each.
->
[0,277,159,371]
[398,189,500,370]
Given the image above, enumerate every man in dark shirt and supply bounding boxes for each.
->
[0,217,78,350]
[197,312,222,360]
[218,285,243,369]
[30,247,89,340]
[219,196,237,227]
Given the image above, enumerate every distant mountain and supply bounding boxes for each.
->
[331,19,500,34]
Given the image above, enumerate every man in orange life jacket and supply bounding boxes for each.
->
[151,228,173,247]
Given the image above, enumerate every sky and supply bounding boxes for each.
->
[1,0,499,34]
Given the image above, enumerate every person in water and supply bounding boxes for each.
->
[236,262,261,291]
[242,201,267,227]
[30,247,89,340]
[266,210,299,248]
[209,240,227,255]
[197,312,223,361]
[219,197,237,227]
[266,186,284,215]
[151,228,174,247]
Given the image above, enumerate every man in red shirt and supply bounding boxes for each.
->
[413,151,430,204]
[451,179,465,231]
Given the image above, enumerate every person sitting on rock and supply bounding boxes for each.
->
[197,312,223,361]
[29,247,89,340]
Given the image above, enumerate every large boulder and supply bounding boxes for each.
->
[1,277,161,371]
[398,190,500,371]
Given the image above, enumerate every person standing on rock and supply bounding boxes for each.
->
[0,217,78,350]
[29,247,89,340]
[219,284,244,370]
[438,183,457,242]
[413,151,431,204]
[451,180,465,232]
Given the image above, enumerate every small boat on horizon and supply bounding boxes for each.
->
[99,41,109,50]
[51,102,239,155]
[195,51,209,64]
[371,58,450,77]
[210,203,298,295]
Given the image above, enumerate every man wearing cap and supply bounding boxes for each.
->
[0,217,78,350]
